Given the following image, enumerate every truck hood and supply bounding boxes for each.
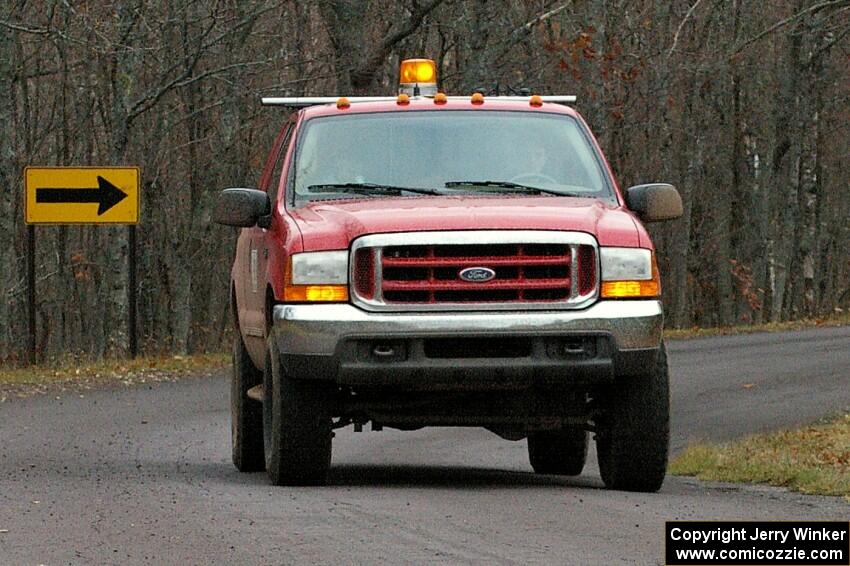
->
[288,195,645,251]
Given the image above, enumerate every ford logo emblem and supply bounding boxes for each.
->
[459,267,496,283]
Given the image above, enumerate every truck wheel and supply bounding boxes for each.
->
[231,333,264,472]
[527,429,588,476]
[596,343,670,492]
[263,329,332,486]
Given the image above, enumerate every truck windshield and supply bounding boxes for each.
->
[293,111,614,202]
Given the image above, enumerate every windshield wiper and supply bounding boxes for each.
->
[444,180,580,197]
[307,183,443,196]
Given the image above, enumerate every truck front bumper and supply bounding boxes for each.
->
[273,300,663,389]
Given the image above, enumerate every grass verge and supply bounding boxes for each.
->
[664,312,850,340]
[0,353,229,399]
[670,414,850,498]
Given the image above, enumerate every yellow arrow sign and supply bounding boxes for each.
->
[25,167,139,225]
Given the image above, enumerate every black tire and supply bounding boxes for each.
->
[528,429,588,475]
[263,329,332,486]
[231,333,265,472]
[596,343,670,492]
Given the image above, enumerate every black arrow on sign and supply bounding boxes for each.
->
[35,175,129,216]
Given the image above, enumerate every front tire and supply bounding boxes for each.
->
[263,329,332,486]
[231,333,264,472]
[596,343,670,492]
[527,429,588,476]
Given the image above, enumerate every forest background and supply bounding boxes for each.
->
[1,0,848,362]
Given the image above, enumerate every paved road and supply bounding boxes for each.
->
[1,326,848,564]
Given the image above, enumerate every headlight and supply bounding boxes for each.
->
[599,247,660,298]
[291,251,348,284]
[286,251,349,302]
[600,248,652,280]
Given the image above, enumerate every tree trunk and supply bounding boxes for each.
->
[0,4,14,360]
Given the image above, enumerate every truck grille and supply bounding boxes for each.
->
[382,243,577,303]
[350,231,599,312]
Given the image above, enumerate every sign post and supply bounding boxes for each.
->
[24,167,140,363]
[27,225,35,366]
[128,224,138,358]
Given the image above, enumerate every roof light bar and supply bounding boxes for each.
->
[480,95,577,103]
[262,96,398,107]
[261,95,577,108]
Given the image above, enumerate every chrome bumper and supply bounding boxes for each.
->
[272,300,663,355]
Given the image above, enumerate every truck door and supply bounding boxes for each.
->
[241,121,294,358]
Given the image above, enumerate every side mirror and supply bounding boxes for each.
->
[213,188,271,227]
[625,183,683,223]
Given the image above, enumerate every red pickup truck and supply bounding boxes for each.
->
[214,59,682,491]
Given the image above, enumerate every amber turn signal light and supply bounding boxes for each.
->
[600,280,659,298]
[284,284,349,302]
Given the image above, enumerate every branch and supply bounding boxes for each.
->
[515,1,574,35]
[732,0,850,55]
[667,0,705,58]
[492,1,574,69]
[0,16,116,51]
[0,19,49,35]
[170,60,272,90]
